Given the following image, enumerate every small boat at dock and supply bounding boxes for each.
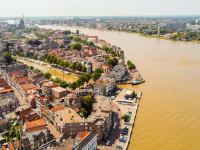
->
[132,79,145,85]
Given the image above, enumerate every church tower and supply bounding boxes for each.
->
[157,27,160,37]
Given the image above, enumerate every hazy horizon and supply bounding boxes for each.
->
[1,0,200,17]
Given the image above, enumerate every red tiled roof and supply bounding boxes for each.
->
[95,80,101,83]
[25,118,47,129]
[50,105,64,112]
[73,107,79,113]
[39,95,53,104]
[27,92,36,102]
[19,108,32,118]
[27,126,48,133]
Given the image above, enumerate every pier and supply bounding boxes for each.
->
[110,89,142,150]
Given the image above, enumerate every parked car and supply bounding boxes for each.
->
[106,140,110,146]
[114,122,117,126]
[121,132,128,135]
[122,128,129,131]
[117,107,120,111]
[119,137,127,142]
[113,126,116,130]
[116,145,123,149]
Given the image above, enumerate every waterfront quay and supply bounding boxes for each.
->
[102,88,142,150]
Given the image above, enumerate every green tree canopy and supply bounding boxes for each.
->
[94,68,104,74]
[131,91,136,97]
[76,30,79,34]
[59,80,68,88]
[54,77,61,83]
[81,66,87,72]
[69,82,77,90]
[70,42,82,51]
[81,96,93,117]
[121,114,130,122]
[63,30,71,35]
[106,58,118,67]
[43,72,52,79]
[1,52,13,64]
[29,66,34,70]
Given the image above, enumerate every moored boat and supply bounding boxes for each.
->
[132,79,145,85]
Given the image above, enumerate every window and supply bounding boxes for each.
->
[73,128,75,130]
[85,127,88,129]
[80,123,83,125]
[85,123,88,125]
[80,128,83,131]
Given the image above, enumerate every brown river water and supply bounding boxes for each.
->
[33,25,200,150]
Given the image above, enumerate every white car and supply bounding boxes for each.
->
[106,140,110,146]
[114,122,117,126]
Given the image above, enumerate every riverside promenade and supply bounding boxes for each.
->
[110,89,142,150]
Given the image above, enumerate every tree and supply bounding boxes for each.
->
[127,60,136,70]
[102,46,109,52]
[84,74,92,84]
[43,72,52,79]
[54,77,61,83]
[70,42,82,51]
[92,72,101,81]
[76,30,79,34]
[69,82,77,90]
[60,44,65,48]
[63,30,71,35]
[1,52,13,64]
[76,77,85,87]
[59,80,68,88]
[76,63,83,71]
[71,62,77,70]
[121,114,130,122]
[80,108,88,118]
[64,61,70,68]
[46,31,51,35]
[29,66,34,70]
[82,96,93,116]
[131,91,136,97]
[81,66,87,72]
[26,40,33,45]
[106,58,118,67]
[94,68,104,74]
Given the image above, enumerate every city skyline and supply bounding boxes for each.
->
[1,0,200,17]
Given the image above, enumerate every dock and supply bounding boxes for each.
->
[112,89,142,150]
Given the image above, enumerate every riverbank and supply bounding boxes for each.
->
[37,25,200,150]
[61,25,200,43]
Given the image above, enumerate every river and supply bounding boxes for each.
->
[17,59,78,83]
[37,25,200,150]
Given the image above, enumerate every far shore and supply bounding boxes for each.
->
[49,25,200,44]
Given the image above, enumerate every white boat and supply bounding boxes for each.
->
[47,65,52,68]
[64,71,70,75]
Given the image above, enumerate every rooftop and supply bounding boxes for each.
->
[25,118,47,129]
[55,108,83,124]
[52,87,67,92]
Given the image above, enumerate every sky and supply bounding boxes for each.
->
[0,0,200,17]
